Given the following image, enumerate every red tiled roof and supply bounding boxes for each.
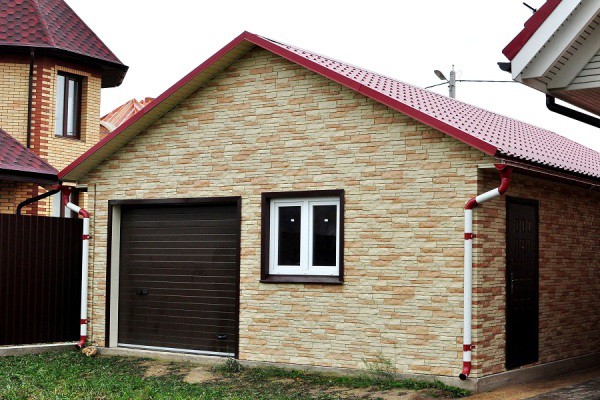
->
[59,32,600,183]
[0,127,57,180]
[503,0,563,60]
[101,98,154,134]
[0,0,127,87]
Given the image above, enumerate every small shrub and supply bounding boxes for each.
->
[214,357,243,373]
[363,353,397,381]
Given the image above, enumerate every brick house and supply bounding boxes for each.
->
[0,0,127,215]
[59,32,599,391]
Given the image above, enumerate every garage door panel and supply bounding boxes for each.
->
[118,201,239,355]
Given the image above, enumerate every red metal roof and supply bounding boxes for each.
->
[59,31,600,182]
[0,127,57,179]
[0,0,127,87]
[101,98,154,134]
[503,0,563,60]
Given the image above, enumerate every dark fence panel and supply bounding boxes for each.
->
[0,214,82,346]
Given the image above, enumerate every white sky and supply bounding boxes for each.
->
[68,0,600,152]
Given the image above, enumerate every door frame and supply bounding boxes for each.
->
[105,197,242,357]
[505,196,540,370]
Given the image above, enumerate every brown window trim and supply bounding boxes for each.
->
[261,189,344,284]
[55,72,83,139]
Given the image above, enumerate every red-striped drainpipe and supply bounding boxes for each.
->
[59,186,90,349]
[459,164,512,380]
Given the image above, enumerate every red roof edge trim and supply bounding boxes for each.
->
[59,31,253,180]
[246,34,498,156]
[503,0,562,60]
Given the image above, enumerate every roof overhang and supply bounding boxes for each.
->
[0,169,58,185]
[503,0,600,116]
[0,45,128,88]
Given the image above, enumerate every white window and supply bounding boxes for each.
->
[269,197,340,276]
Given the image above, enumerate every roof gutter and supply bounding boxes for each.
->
[496,156,600,189]
[546,95,600,129]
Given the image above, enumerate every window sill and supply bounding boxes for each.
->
[54,135,82,141]
[260,275,343,284]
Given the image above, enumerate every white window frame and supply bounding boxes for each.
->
[269,197,340,276]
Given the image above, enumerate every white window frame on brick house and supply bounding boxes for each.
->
[261,190,344,284]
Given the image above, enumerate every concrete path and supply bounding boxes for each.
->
[468,367,600,400]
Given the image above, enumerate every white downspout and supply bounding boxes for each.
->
[61,187,90,349]
[459,164,512,380]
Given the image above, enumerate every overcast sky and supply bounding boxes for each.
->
[68,0,600,152]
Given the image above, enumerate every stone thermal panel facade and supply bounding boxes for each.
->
[78,48,599,379]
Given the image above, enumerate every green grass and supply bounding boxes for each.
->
[0,351,470,399]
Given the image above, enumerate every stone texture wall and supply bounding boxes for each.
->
[77,47,598,379]
[81,47,491,377]
[473,170,600,376]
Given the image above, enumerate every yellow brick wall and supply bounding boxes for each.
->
[0,55,102,215]
[36,58,101,171]
[81,47,490,377]
[0,180,37,214]
[0,56,29,145]
[473,170,600,376]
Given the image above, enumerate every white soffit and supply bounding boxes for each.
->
[512,0,584,80]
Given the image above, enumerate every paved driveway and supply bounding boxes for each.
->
[526,377,600,399]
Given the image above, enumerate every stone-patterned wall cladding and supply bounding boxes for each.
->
[81,47,490,377]
[474,170,600,376]
[0,55,29,145]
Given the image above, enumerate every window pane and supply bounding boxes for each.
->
[67,78,79,136]
[312,205,337,266]
[55,75,65,135]
[277,206,301,266]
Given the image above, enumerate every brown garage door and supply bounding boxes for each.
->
[117,200,240,356]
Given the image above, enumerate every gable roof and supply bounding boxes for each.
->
[59,31,600,184]
[502,0,563,61]
[0,128,58,184]
[0,0,127,87]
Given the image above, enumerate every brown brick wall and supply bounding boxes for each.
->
[473,170,600,376]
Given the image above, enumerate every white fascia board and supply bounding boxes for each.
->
[549,16,600,89]
[521,0,600,84]
[512,0,582,80]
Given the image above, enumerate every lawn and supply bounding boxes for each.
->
[0,350,470,399]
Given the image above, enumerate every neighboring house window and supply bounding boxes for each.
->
[261,190,344,284]
[55,72,82,138]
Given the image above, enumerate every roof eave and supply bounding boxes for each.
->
[0,170,58,185]
[0,45,128,88]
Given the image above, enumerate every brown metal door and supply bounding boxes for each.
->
[505,197,539,369]
[118,201,240,356]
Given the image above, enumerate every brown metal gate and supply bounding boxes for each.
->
[116,199,240,356]
[0,214,82,346]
